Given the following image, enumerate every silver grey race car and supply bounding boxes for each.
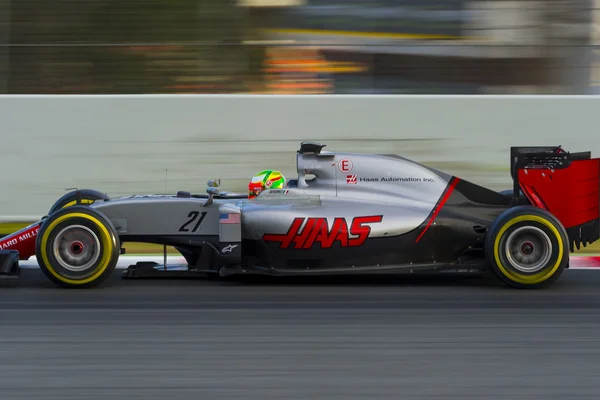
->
[1,141,598,289]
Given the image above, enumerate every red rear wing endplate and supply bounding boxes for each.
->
[511,146,600,252]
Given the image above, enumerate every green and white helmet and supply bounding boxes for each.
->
[248,170,286,199]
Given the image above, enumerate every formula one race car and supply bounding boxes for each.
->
[0,141,598,289]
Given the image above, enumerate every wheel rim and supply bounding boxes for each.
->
[505,226,552,273]
[52,225,101,272]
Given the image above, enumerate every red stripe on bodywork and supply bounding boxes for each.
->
[415,177,460,243]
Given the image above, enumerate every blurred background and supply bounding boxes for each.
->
[0,0,597,95]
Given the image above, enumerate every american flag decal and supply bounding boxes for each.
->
[220,213,241,224]
[346,175,357,184]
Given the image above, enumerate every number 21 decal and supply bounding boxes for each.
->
[179,211,207,232]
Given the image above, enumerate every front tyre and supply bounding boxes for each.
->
[485,205,569,289]
[35,205,120,288]
[48,189,109,215]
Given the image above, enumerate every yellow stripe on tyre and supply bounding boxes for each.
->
[61,199,95,208]
[493,214,563,285]
[39,212,114,285]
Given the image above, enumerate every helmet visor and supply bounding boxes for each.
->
[248,189,262,198]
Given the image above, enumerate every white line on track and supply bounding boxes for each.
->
[16,255,600,270]
[570,256,600,269]
[19,255,188,269]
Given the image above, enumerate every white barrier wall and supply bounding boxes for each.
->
[1,94,599,218]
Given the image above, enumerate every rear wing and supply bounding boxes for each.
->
[510,146,600,252]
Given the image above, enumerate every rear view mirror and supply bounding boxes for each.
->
[204,186,220,207]
[207,187,220,196]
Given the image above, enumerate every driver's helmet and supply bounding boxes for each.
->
[248,170,286,199]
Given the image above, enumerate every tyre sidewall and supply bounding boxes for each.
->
[36,206,119,288]
[485,206,569,288]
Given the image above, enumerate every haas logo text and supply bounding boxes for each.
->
[262,215,383,249]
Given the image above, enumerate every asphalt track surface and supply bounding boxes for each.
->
[2,266,600,400]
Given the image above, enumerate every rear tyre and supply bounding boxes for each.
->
[484,205,569,289]
[35,206,120,288]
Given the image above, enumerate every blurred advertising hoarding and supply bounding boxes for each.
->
[0,0,595,95]
[267,0,469,39]
[0,0,9,93]
[237,0,305,6]
[586,0,600,92]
